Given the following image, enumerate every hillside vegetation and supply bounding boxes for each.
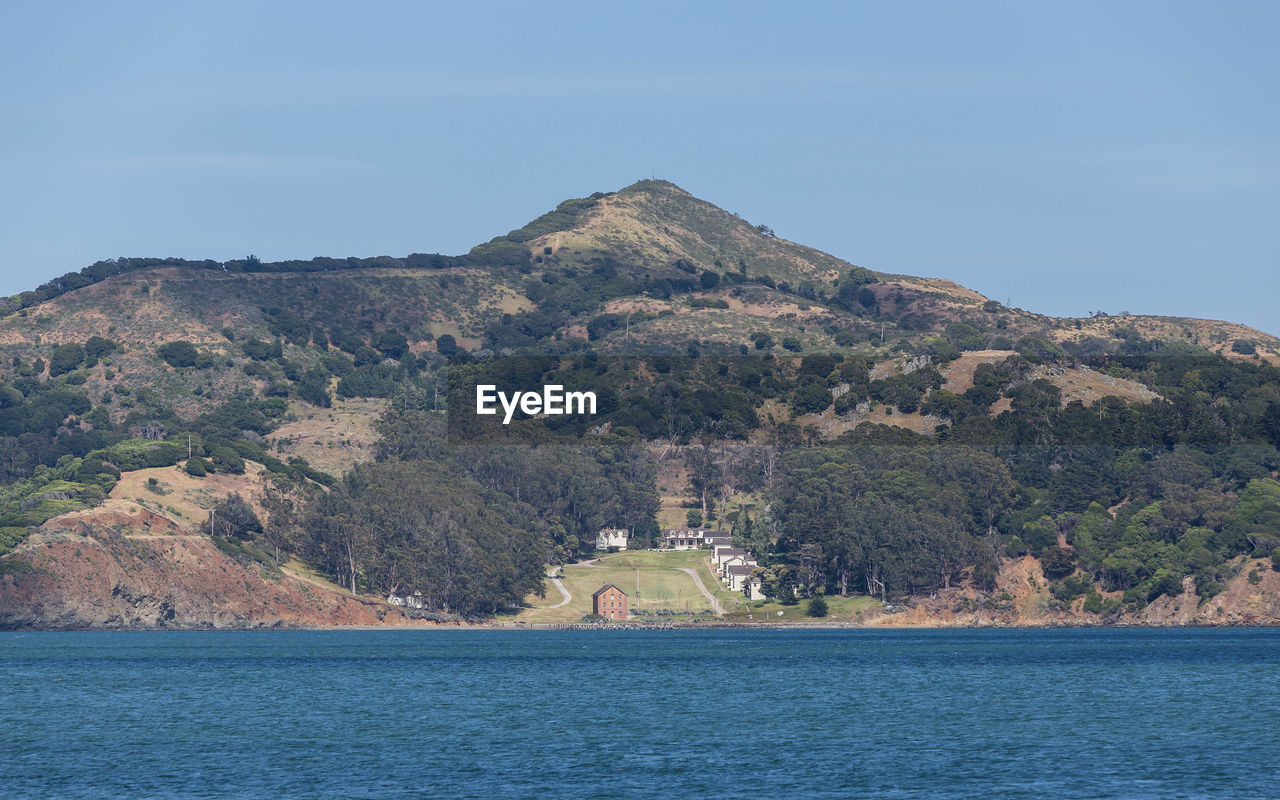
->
[3,179,1280,627]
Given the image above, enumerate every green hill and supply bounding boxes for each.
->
[3,179,1280,628]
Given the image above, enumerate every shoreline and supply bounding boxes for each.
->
[5,619,1280,633]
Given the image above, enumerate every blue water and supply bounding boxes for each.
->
[2,629,1279,799]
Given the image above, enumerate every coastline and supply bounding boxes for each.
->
[7,618,1280,633]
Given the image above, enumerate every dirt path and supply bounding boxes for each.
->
[546,567,572,609]
[679,567,724,615]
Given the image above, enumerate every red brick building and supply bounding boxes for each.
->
[592,584,628,620]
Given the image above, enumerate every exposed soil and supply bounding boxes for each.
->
[857,554,1280,627]
[0,502,438,630]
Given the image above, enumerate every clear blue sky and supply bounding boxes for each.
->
[2,1,1277,333]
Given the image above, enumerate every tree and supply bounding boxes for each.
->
[792,383,833,416]
[258,482,300,564]
[436,334,459,356]
[84,336,117,366]
[806,596,828,617]
[376,330,409,359]
[209,492,262,539]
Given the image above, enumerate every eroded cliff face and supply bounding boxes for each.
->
[870,554,1280,628]
[0,502,431,630]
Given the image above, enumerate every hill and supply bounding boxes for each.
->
[3,179,1280,629]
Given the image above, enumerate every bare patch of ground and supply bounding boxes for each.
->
[1031,364,1160,405]
[0,503,435,630]
[941,350,1014,393]
[270,396,385,476]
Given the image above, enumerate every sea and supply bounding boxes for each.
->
[2,628,1278,799]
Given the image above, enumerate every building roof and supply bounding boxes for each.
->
[717,547,747,557]
[727,565,754,575]
[592,584,627,598]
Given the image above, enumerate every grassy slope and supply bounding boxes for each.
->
[508,549,744,624]
[530,180,858,284]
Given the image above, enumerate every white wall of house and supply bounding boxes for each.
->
[596,528,629,550]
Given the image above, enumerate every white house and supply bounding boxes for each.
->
[719,554,755,579]
[387,591,425,609]
[596,527,629,551]
[703,533,732,548]
[662,528,706,550]
[662,529,732,550]
[713,546,747,569]
[725,564,754,593]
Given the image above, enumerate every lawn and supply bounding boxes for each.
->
[724,593,882,623]
[508,549,743,624]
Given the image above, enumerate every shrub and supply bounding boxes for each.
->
[436,334,459,356]
[689,297,729,310]
[48,343,86,377]
[157,341,199,368]
[185,457,208,477]
[833,329,859,347]
[1040,545,1077,578]
[210,446,245,474]
[84,336,117,365]
[241,338,282,361]
[792,383,833,415]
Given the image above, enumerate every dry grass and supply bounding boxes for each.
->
[883,276,990,306]
[109,462,274,531]
[270,395,386,475]
[941,349,1015,393]
[1030,364,1160,405]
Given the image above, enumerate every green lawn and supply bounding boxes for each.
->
[724,593,882,622]
[508,549,741,624]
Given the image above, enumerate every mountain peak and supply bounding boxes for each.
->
[617,178,691,197]
[512,179,857,286]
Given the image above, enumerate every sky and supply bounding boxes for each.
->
[1,1,1277,333]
